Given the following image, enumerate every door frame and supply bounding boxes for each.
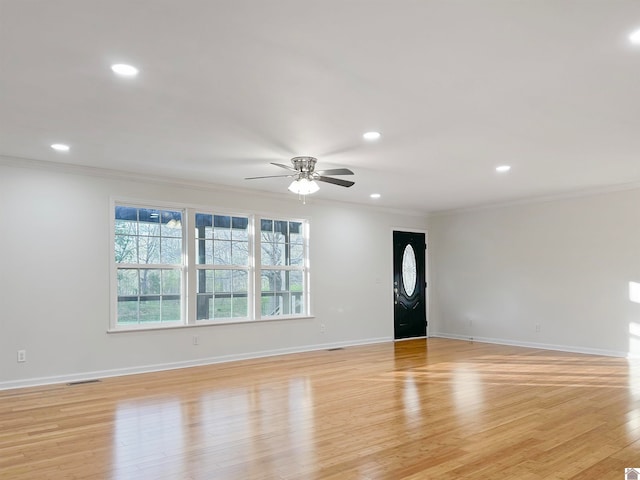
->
[391,227,429,340]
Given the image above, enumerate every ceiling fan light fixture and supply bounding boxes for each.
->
[288,178,320,195]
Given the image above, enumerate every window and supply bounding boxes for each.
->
[112,203,309,330]
[114,206,184,326]
[260,219,306,317]
[195,213,250,321]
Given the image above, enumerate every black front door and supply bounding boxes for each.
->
[393,231,426,339]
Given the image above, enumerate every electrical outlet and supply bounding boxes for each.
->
[535,324,541,333]
[17,350,26,363]
[192,335,199,345]
[320,323,326,333]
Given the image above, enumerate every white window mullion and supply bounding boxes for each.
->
[185,208,196,325]
[304,221,311,316]
[252,215,261,321]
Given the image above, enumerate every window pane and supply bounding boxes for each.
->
[117,298,138,324]
[260,268,305,317]
[161,298,181,322]
[160,210,182,237]
[162,270,181,295]
[232,241,249,265]
[232,296,247,317]
[204,240,214,264]
[233,270,248,292]
[115,206,138,222]
[196,240,214,264]
[140,270,161,295]
[213,215,231,240]
[139,235,160,264]
[161,237,182,264]
[232,217,248,240]
[290,243,303,266]
[115,235,137,263]
[290,222,303,244]
[197,294,212,320]
[117,269,139,295]
[261,293,277,316]
[261,293,291,316]
[139,297,160,322]
[261,219,273,232]
[214,296,232,318]
[195,214,213,240]
[278,292,291,315]
[290,270,303,293]
[292,291,303,314]
[138,209,160,235]
[215,270,231,292]
[214,215,231,229]
[274,220,287,242]
[197,270,215,293]
[115,218,137,236]
[214,240,231,265]
[195,213,212,229]
[261,270,286,292]
[262,243,285,266]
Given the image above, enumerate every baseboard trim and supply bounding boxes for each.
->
[0,337,391,391]
[429,332,628,358]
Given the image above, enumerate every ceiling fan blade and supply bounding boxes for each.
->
[245,174,296,180]
[315,168,354,176]
[316,176,355,188]
[271,162,298,172]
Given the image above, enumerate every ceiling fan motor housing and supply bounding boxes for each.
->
[291,156,317,178]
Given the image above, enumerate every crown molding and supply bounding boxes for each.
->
[429,180,640,217]
[0,155,429,218]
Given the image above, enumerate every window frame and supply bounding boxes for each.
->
[192,211,253,323]
[109,199,311,331]
[256,216,310,319]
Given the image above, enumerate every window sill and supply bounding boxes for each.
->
[107,315,315,333]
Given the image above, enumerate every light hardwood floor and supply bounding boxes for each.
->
[1,338,640,479]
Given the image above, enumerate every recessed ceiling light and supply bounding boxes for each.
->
[111,63,139,77]
[370,193,381,199]
[51,143,70,152]
[363,131,381,140]
[496,165,511,173]
[629,28,640,45]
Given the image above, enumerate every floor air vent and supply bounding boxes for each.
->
[67,379,101,386]
[326,347,344,351]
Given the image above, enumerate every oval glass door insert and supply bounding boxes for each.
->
[402,244,417,296]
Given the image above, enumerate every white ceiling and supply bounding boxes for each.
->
[2,1,640,213]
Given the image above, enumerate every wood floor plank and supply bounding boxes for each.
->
[2,338,640,479]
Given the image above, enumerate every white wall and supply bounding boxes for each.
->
[0,158,428,388]
[428,188,640,357]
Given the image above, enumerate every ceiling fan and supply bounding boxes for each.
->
[245,156,355,195]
